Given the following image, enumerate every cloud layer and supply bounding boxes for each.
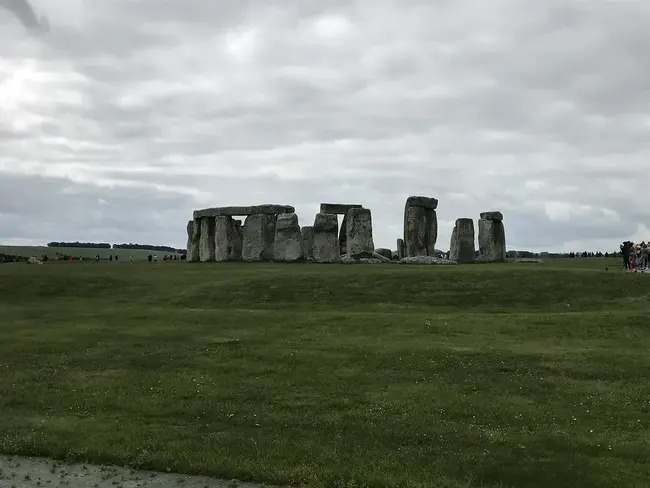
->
[2,0,650,252]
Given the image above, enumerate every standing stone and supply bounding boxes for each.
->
[449,218,475,264]
[186,219,200,262]
[478,212,506,262]
[199,217,215,262]
[215,216,242,262]
[273,213,303,262]
[313,213,339,263]
[231,220,243,260]
[403,196,438,257]
[339,214,347,255]
[301,226,314,261]
[242,214,277,261]
[346,208,375,258]
[397,238,406,260]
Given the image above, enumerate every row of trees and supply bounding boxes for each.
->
[507,251,618,258]
[46,242,184,253]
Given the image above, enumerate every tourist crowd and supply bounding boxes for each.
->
[621,241,649,271]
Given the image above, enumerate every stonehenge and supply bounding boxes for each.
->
[449,218,475,263]
[186,200,506,265]
[320,203,363,255]
[478,211,506,262]
[403,196,438,257]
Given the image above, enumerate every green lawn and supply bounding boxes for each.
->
[0,245,181,261]
[0,258,648,488]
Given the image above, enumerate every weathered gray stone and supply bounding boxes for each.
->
[400,256,457,265]
[374,248,392,260]
[301,226,314,261]
[199,217,215,262]
[320,203,363,215]
[339,213,347,255]
[372,252,391,263]
[479,211,503,221]
[449,218,475,264]
[405,196,438,210]
[404,197,437,257]
[397,238,406,260]
[186,219,200,262]
[478,217,506,262]
[313,213,339,263]
[273,213,303,262]
[215,216,242,262]
[346,208,375,258]
[242,214,277,261]
[231,220,243,260]
[340,254,384,264]
[193,204,295,219]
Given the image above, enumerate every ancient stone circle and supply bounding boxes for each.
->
[186,199,507,264]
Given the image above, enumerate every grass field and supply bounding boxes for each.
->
[0,258,648,488]
[0,245,182,261]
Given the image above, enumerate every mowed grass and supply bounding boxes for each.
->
[0,245,181,261]
[0,258,648,488]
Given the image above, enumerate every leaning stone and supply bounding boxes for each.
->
[301,226,314,261]
[273,213,303,262]
[313,213,339,263]
[346,208,375,258]
[405,196,438,210]
[320,203,363,215]
[199,217,216,262]
[479,211,503,221]
[404,197,437,257]
[478,218,506,262]
[193,204,295,219]
[374,248,392,260]
[242,214,277,261]
[449,218,475,264]
[186,219,201,262]
[372,252,391,263]
[400,256,457,265]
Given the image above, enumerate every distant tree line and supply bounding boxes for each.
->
[47,241,111,249]
[507,250,618,259]
[112,243,185,253]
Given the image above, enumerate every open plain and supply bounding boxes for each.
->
[0,258,648,488]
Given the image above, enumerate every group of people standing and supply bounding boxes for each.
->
[621,241,649,271]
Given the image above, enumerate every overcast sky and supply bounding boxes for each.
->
[1,0,649,252]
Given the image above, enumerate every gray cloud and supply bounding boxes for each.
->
[2,0,650,252]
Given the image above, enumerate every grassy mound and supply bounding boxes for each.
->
[0,259,647,488]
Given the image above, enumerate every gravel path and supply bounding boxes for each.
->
[0,455,279,488]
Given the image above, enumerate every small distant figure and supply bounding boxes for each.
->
[148,254,153,262]
[129,255,133,262]
[109,254,113,261]
[94,254,100,262]
[153,254,158,262]
[115,255,119,262]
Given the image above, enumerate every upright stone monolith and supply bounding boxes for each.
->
[301,226,314,261]
[273,213,303,262]
[346,208,375,258]
[478,211,506,262]
[215,216,242,262]
[242,214,277,261]
[313,213,339,263]
[397,238,406,260]
[186,219,200,262]
[449,218,475,263]
[199,217,215,262]
[403,196,438,257]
